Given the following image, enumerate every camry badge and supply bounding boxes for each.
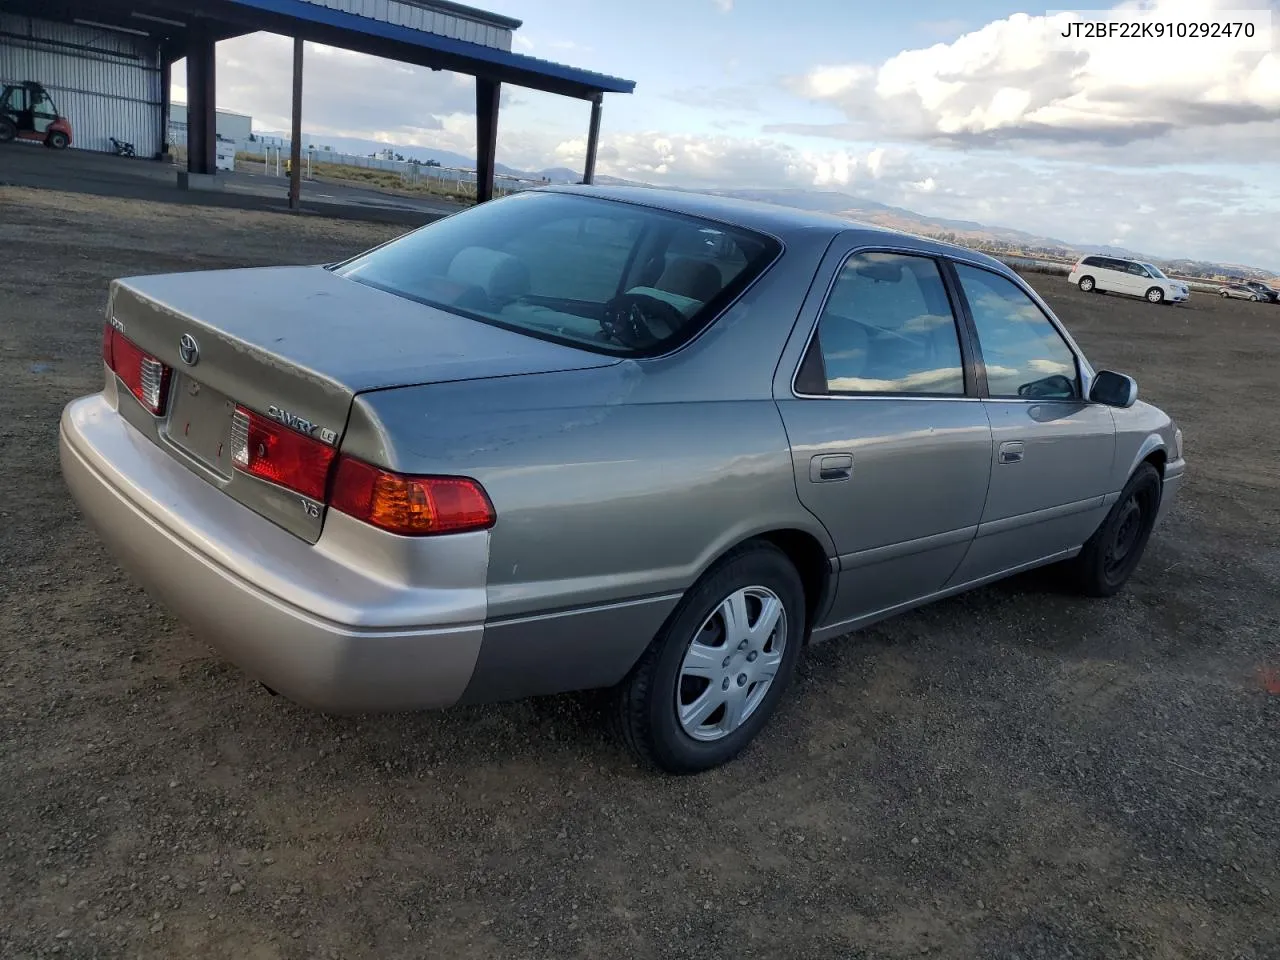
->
[178,333,200,366]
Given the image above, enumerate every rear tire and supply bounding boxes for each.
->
[613,543,805,774]
[1069,464,1162,598]
[1220,291,1230,298]
[1077,276,1095,292]
[1146,287,1164,304]
[0,118,15,143]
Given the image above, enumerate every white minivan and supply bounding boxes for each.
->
[1067,256,1189,305]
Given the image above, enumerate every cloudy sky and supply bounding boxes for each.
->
[176,0,1279,265]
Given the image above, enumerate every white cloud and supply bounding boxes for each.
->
[712,0,734,11]
[783,0,1280,158]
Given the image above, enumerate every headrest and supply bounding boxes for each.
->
[446,246,530,303]
[658,258,723,302]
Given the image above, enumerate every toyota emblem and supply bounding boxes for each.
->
[178,333,200,366]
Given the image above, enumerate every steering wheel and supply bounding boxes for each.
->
[600,293,690,350]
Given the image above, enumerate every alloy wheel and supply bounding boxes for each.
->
[675,586,787,742]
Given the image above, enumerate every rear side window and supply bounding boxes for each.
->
[1081,256,1102,267]
[954,264,1079,400]
[811,251,966,396]
[332,191,780,357]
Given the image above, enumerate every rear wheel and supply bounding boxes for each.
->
[46,130,69,149]
[1146,287,1164,304]
[1077,276,1095,292]
[614,543,805,773]
[1069,463,1162,597]
[0,118,15,143]
[1220,291,1230,298]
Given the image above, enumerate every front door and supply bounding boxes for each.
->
[775,247,993,631]
[945,262,1116,586]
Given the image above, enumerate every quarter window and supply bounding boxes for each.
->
[954,264,1079,400]
[812,252,966,396]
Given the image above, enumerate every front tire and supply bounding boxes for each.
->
[1069,463,1162,598]
[1146,287,1165,304]
[46,130,69,150]
[614,543,805,774]
[1077,276,1096,292]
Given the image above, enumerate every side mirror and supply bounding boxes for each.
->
[1090,370,1138,408]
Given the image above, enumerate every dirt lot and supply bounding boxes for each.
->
[1,186,1277,960]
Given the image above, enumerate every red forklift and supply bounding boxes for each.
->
[0,81,72,149]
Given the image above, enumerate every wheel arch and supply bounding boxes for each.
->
[692,526,837,642]
[1124,432,1169,481]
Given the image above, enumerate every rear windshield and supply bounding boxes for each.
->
[333,191,781,357]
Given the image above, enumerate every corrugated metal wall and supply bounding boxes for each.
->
[0,14,162,155]
[297,0,514,50]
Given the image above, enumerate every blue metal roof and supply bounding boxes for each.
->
[225,0,636,95]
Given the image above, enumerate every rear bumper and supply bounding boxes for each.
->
[59,394,486,713]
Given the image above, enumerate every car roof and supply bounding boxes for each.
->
[537,184,1009,272]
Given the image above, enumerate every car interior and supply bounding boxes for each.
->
[814,254,966,395]
[350,213,755,353]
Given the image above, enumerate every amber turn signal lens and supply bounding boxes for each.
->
[329,455,496,536]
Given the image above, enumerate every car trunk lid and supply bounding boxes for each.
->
[107,264,618,542]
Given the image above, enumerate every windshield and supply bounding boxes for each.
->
[333,191,781,357]
[1143,262,1167,279]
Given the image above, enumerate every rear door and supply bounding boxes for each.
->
[775,243,993,630]
[944,262,1116,585]
[1095,258,1127,295]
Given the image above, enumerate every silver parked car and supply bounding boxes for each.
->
[1219,282,1266,302]
[59,187,1186,773]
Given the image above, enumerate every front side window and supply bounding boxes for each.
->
[332,191,779,357]
[953,263,1079,400]
[1144,263,1167,279]
[1126,262,1150,277]
[812,251,966,396]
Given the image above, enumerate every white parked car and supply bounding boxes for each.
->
[1067,256,1189,305]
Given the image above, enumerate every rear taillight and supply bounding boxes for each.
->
[330,456,496,536]
[103,322,171,416]
[230,406,336,502]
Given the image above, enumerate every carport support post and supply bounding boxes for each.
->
[185,23,216,175]
[289,37,304,210]
[582,94,602,184]
[475,77,499,203]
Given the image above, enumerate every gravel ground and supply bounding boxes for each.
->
[1,186,1277,960]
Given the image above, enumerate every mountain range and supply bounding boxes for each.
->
[263,131,1278,281]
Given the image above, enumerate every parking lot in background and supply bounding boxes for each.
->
[1,186,1276,960]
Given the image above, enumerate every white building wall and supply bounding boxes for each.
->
[169,104,254,143]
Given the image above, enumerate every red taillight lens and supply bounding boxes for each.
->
[104,323,170,416]
[230,406,336,501]
[330,455,496,536]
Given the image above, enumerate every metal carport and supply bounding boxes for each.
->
[0,0,635,204]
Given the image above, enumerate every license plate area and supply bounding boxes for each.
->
[162,374,236,478]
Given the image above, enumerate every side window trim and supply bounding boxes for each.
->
[789,245,977,401]
[945,259,1088,403]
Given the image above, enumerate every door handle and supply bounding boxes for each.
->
[810,453,853,482]
[998,441,1025,464]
